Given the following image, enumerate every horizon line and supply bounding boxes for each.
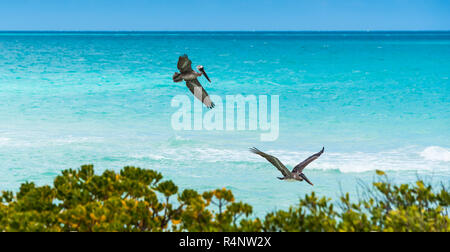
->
[0,30,449,33]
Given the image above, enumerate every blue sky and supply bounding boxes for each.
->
[0,0,449,31]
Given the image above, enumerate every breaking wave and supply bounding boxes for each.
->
[132,145,450,173]
[420,146,450,162]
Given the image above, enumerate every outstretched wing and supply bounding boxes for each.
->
[177,54,193,74]
[185,79,215,109]
[292,147,325,174]
[250,147,290,177]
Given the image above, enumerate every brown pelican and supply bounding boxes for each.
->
[173,54,215,109]
[250,147,325,186]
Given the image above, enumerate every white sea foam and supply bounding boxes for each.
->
[420,146,450,162]
[146,154,167,160]
[133,146,450,173]
[0,137,10,146]
[174,136,191,141]
[52,136,104,144]
[0,135,105,148]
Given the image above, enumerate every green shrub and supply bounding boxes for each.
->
[0,165,448,232]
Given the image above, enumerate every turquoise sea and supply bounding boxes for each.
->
[0,32,449,216]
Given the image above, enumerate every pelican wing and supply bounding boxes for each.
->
[177,54,193,74]
[250,147,290,177]
[292,147,325,174]
[185,79,215,109]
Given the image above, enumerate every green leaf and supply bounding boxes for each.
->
[376,170,386,176]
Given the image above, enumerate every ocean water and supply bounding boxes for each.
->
[0,32,449,216]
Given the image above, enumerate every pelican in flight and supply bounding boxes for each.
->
[250,147,325,186]
[173,54,215,109]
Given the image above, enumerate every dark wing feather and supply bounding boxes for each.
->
[185,79,215,109]
[177,55,193,73]
[292,147,325,173]
[250,147,290,177]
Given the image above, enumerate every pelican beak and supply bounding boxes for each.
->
[199,66,211,83]
[300,174,314,186]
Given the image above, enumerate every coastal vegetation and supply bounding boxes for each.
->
[0,165,448,232]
